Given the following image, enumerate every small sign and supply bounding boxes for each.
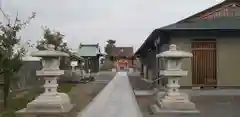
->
[71,61,78,67]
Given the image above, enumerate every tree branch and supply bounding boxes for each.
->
[19,12,36,28]
[13,12,19,28]
[0,8,10,24]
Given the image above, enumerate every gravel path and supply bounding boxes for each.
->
[128,72,240,117]
[128,72,151,90]
[67,71,116,117]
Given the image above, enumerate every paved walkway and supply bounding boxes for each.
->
[77,72,142,117]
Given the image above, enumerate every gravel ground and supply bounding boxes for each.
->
[128,72,151,90]
[128,72,240,117]
[67,71,116,117]
[191,95,240,117]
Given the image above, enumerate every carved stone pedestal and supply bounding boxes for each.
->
[151,92,199,114]
[26,93,73,112]
[17,106,74,117]
[157,93,197,110]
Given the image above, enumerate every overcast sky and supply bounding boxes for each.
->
[1,0,223,52]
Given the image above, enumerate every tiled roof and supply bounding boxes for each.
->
[135,0,240,55]
[178,0,240,23]
[161,17,240,30]
[77,44,101,57]
[135,17,240,55]
[71,53,84,60]
[111,47,134,57]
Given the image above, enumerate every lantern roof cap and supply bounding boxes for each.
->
[156,44,192,58]
[31,44,69,57]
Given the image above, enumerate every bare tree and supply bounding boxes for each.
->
[0,11,36,107]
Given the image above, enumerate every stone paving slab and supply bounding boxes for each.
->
[77,72,142,117]
[134,90,155,96]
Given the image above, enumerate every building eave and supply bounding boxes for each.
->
[134,29,159,56]
[135,0,240,57]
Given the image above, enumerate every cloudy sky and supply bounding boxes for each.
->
[2,0,223,52]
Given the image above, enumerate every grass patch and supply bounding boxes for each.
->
[0,83,76,117]
[58,83,76,93]
[0,111,16,117]
[0,87,43,117]
[8,87,43,110]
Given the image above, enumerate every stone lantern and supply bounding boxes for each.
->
[151,44,199,114]
[17,44,73,116]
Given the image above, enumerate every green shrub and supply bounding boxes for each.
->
[58,83,76,93]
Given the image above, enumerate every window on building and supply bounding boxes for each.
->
[218,11,221,17]
[224,8,228,16]
[120,48,124,52]
[233,7,240,16]
[215,11,219,17]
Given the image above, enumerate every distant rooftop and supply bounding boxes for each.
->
[76,43,102,57]
[110,47,134,57]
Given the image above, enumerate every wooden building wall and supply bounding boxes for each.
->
[170,36,240,87]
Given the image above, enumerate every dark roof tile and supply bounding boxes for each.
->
[111,47,134,57]
[160,17,240,30]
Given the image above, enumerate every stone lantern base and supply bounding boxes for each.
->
[150,92,199,114]
[17,93,73,115]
